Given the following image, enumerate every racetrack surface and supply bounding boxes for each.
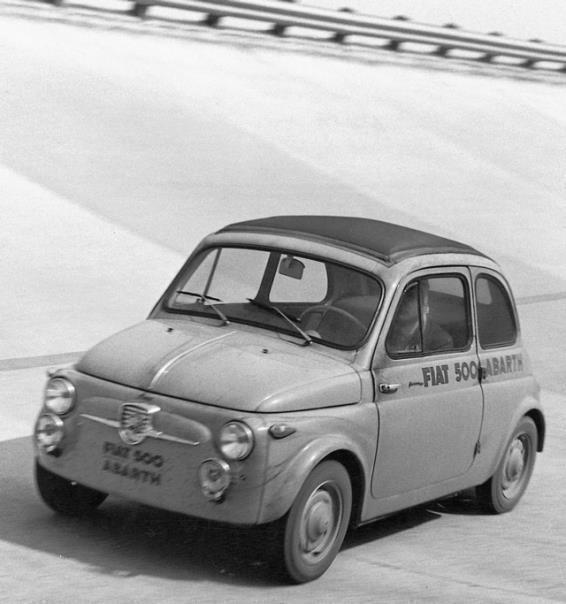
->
[1,7,565,602]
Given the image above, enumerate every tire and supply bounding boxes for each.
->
[477,417,538,514]
[281,460,352,583]
[35,460,107,516]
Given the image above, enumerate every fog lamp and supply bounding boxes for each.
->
[198,458,231,501]
[44,377,76,415]
[35,413,64,453]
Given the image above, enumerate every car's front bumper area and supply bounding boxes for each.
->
[34,370,268,525]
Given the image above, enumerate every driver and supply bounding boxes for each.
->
[387,283,453,354]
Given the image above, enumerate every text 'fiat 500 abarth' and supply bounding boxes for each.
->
[34,216,544,583]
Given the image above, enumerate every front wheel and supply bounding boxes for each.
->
[35,460,107,516]
[477,417,538,514]
[282,460,352,583]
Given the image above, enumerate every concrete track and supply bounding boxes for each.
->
[0,8,565,602]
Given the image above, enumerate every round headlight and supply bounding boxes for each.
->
[35,413,64,452]
[44,377,76,415]
[219,421,254,461]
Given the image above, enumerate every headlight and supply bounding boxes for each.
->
[44,377,76,415]
[35,413,64,453]
[218,421,254,460]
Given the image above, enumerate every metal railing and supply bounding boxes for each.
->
[46,0,566,71]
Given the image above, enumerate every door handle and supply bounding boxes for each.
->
[379,383,400,394]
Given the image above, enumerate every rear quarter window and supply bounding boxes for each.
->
[475,275,517,348]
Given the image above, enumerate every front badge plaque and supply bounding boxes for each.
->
[119,402,161,445]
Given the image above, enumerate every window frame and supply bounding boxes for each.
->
[474,272,518,350]
[163,244,385,351]
[386,271,474,359]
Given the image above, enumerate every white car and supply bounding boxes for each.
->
[34,215,545,582]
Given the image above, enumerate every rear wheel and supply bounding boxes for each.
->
[35,460,107,516]
[477,417,537,513]
[281,460,352,583]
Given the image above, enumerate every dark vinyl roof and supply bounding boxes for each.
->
[219,216,486,265]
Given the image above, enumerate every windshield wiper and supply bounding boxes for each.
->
[247,298,312,346]
[176,290,229,325]
[176,290,222,302]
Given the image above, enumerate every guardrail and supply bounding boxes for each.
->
[46,0,566,71]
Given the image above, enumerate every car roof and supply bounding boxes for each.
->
[219,215,487,265]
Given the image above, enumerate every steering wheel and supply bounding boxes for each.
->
[299,304,366,333]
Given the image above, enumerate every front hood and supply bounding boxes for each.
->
[76,319,362,413]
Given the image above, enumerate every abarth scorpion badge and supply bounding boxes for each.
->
[119,402,160,445]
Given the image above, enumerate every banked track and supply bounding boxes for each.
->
[0,8,565,602]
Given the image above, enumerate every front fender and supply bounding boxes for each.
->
[257,429,372,524]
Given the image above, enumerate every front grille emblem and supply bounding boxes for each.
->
[119,402,161,445]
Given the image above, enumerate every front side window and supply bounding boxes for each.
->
[386,275,471,357]
[168,246,382,348]
[475,275,517,348]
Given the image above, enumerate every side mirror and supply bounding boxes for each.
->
[279,256,305,280]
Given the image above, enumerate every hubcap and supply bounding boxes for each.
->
[501,435,529,499]
[299,482,342,563]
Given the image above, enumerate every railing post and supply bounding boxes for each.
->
[383,39,402,51]
[434,46,450,57]
[332,8,354,43]
[434,24,460,57]
[203,13,222,27]
[270,22,288,36]
[131,2,148,18]
[522,40,543,68]
[270,0,295,36]
[383,16,411,52]
[478,32,503,63]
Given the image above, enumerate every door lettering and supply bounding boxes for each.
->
[422,364,449,387]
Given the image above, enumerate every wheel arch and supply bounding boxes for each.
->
[258,438,370,525]
[525,408,545,452]
[324,449,366,528]
[477,412,540,514]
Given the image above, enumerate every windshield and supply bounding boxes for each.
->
[167,246,382,348]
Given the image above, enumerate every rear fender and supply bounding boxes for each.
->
[483,395,545,481]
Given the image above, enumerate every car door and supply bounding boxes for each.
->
[371,268,484,500]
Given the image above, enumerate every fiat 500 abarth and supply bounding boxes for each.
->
[34,216,544,583]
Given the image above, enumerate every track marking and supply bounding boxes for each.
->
[0,352,82,372]
[516,292,566,305]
